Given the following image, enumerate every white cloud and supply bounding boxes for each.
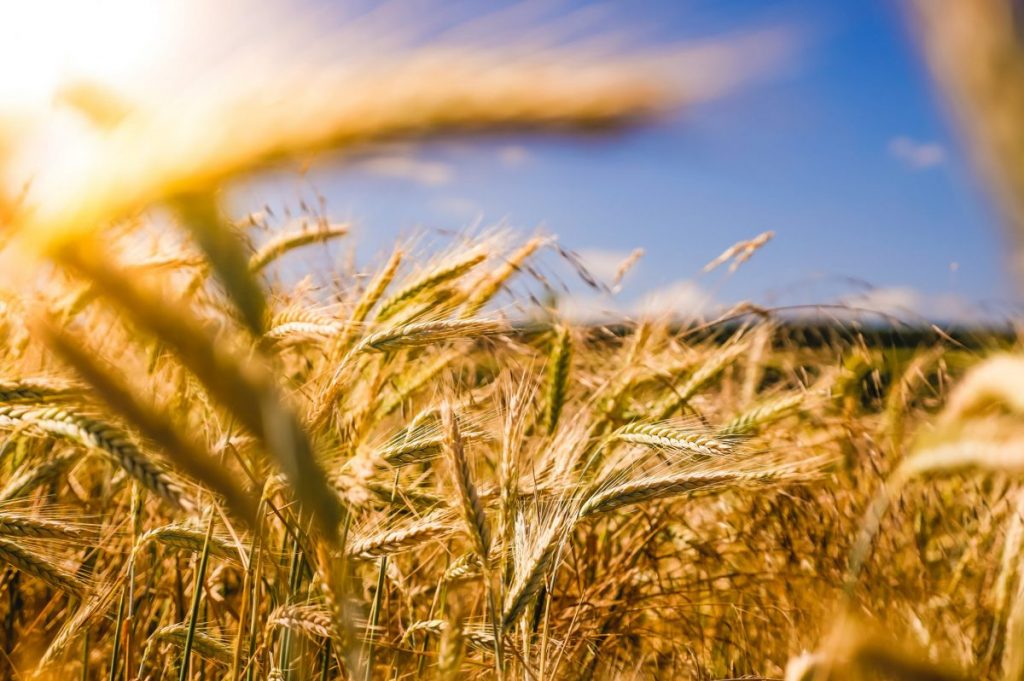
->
[557,283,998,326]
[556,292,620,322]
[636,280,712,318]
[557,279,715,322]
[841,286,991,323]
[357,155,454,186]
[927,293,983,322]
[888,136,946,169]
[575,248,632,285]
[844,286,922,316]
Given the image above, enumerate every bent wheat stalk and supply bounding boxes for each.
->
[56,242,341,537]
[348,511,453,560]
[0,513,88,541]
[0,378,79,403]
[580,467,805,517]
[358,319,505,353]
[376,250,487,321]
[0,536,86,597]
[613,422,731,458]
[136,524,241,562]
[267,604,334,639]
[0,403,192,511]
[147,624,234,665]
[42,318,258,522]
[249,222,350,272]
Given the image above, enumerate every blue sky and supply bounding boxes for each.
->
[232,0,1015,322]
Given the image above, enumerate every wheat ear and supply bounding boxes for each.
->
[654,342,746,419]
[544,325,572,434]
[249,222,350,272]
[376,436,444,467]
[0,536,86,597]
[376,250,487,321]
[613,422,731,458]
[149,624,234,665]
[442,404,492,567]
[264,318,344,344]
[358,319,505,353]
[718,392,805,437]
[0,450,79,501]
[402,619,495,651]
[580,467,804,517]
[136,524,240,562]
[0,513,87,541]
[502,517,568,631]
[444,552,484,582]
[348,511,453,560]
[375,352,457,419]
[0,404,192,511]
[461,236,548,316]
[0,378,79,403]
[267,604,334,639]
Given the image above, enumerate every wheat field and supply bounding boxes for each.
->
[1,1,1024,680]
[2,221,1011,681]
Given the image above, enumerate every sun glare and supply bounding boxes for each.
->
[0,0,175,108]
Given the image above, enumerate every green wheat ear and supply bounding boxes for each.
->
[544,324,572,435]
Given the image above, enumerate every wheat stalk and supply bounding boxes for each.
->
[41,320,258,522]
[55,245,341,537]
